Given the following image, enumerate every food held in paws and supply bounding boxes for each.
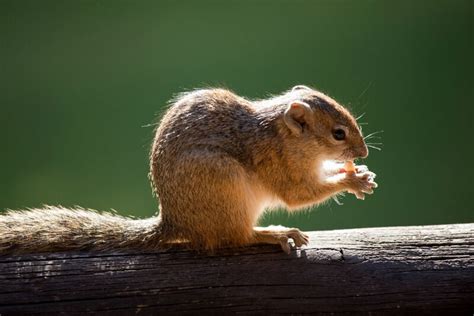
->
[344,161,356,173]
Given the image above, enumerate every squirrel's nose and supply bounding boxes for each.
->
[355,145,369,159]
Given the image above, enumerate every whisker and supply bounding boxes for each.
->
[356,112,366,121]
[364,135,381,139]
[142,122,160,128]
[364,137,380,142]
[364,136,382,142]
[357,81,373,100]
[367,144,382,151]
[364,130,384,140]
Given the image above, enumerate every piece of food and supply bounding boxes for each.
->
[344,160,356,173]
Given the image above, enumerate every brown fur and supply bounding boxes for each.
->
[0,85,377,255]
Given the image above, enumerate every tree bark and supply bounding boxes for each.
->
[0,223,473,315]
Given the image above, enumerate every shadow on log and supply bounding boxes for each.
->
[0,224,473,315]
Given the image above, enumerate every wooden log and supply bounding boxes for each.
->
[0,223,473,315]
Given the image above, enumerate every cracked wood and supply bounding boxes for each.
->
[0,223,473,315]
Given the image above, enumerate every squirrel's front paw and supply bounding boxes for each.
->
[355,164,369,173]
[345,171,378,200]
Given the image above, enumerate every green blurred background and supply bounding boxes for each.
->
[1,0,472,230]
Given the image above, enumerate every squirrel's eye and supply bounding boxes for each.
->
[332,128,346,141]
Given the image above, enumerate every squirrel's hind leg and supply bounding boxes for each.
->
[252,226,309,254]
[160,150,259,251]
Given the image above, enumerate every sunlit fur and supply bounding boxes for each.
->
[0,206,161,254]
[1,86,376,254]
[150,86,374,251]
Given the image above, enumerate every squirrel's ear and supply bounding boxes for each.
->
[284,101,313,135]
[292,85,311,92]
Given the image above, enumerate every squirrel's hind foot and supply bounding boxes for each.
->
[253,226,309,254]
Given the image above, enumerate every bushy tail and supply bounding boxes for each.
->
[0,206,163,255]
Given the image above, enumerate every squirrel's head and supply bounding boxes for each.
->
[282,85,368,162]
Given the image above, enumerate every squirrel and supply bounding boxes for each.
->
[0,85,377,255]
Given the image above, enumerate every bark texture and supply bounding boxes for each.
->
[0,224,473,315]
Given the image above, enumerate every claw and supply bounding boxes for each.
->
[355,165,369,173]
[280,239,291,254]
[287,229,309,247]
[346,168,378,200]
[355,191,365,200]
